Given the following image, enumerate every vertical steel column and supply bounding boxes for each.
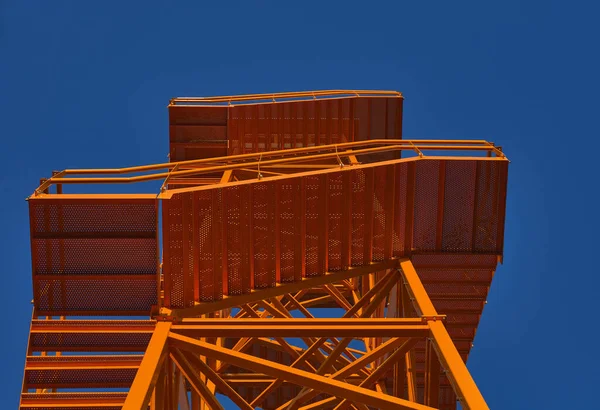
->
[400,259,489,410]
[123,322,172,410]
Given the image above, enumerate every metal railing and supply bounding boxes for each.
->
[170,89,403,106]
[33,139,506,197]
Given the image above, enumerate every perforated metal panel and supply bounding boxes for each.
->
[169,95,403,161]
[278,179,301,282]
[350,168,368,266]
[20,392,127,410]
[162,159,508,308]
[29,198,158,315]
[414,160,440,251]
[163,191,225,307]
[304,174,322,277]
[226,97,402,156]
[159,158,507,410]
[26,366,138,388]
[327,173,343,271]
[252,182,276,289]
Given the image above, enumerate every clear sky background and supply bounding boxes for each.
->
[1,1,599,409]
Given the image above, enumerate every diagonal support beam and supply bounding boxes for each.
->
[162,260,398,317]
[330,337,407,380]
[170,349,224,410]
[242,300,319,373]
[169,332,435,410]
[123,322,171,410]
[178,349,253,410]
[285,336,410,410]
[250,337,327,408]
[282,270,401,409]
[216,304,269,373]
[345,269,398,318]
[334,338,420,410]
[324,284,354,311]
[267,296,362,367]
[295,338,420,410]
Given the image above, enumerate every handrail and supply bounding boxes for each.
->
[32,139,505,196]
[170,90,402,106]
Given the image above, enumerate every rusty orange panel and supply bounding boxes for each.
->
[168,94,403,161]
[29,319,155,352]
[25,355,142,389]
[227,96,403,156]
[29,198,158,315]
[162,158,508,308]
[169,105,228,161]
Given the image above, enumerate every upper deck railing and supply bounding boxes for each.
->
[169,90,403,106]
[32,139,505,198]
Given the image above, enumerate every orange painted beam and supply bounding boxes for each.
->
[169,332,435,410]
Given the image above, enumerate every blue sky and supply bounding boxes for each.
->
[1,1,599,408]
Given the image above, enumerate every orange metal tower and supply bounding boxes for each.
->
[20,90,508,410]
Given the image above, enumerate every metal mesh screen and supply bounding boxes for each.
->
[413,160,440,251]
[26,368,137,388]
[351,168,367,266]
[29,198,158,315]
[327,173,343,271]
[442,161,477,251]
[226,97,399,156]
[304,175,321,277]
[279,180,300,282]
[20,392,127,410]
[162,158,507,308]
[35,276,156,314]
[30,332,152,352]
[252,182,275,288]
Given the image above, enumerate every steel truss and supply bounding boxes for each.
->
[23,131,506,409]
[110,259,486,410]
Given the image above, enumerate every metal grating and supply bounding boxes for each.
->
[252,182,275,289]
[351,168,368,266]
[304,175,322,277]
[327,173,343,271]
[413,160,440,251]
[34,276,157,314]
[162,159,507,308]
[392,162,408,257]
[279,180,301,282]
[26,368,137,388]
[168,93,403,161]
[29,320,154,353]
[20,392,127,410]
[442,161,477,251]
[29,198,158,315]
[225,97,402,156]
[224,186,245,295]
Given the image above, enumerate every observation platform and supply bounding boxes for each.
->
[22,91,508,410]
[168,90,403,160]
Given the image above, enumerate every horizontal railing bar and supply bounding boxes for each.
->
[62,139,495,174]
[170,90,402,104]
[32,139,505,195]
